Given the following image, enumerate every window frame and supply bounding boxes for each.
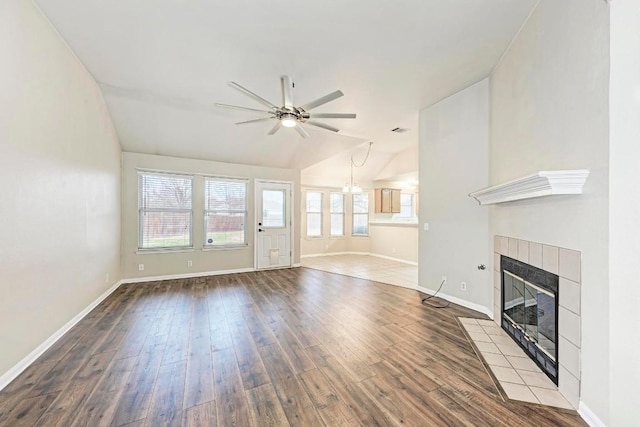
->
[329,192,345,237]
[203,176,249,248]
[306,191,323,238]
[138,171,194,251]
[351,193,369,237]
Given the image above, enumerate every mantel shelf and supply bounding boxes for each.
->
[469,170,590,205]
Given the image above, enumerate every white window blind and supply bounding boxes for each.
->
[306,192,322,237]
[352,193,369,236]
[205,178,248,247]
[330,192,344,237]
[138,172,193,249]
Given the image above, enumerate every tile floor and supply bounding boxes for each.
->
[459,317,574,410]
[301,254,418,289]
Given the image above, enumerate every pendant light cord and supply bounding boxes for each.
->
[351,141,373,168]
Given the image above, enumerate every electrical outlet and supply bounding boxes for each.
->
[105,273,109,283]
[187,260,193,267]
[138,264,144,271]
[441,276,447,285]
[461,282,467,291]
[392,248,396,253]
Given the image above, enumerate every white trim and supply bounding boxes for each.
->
[418,285,493,318]
[578,402,607,427]
[369,221,419,227]
[122,267,255,284]
[370,253,418,266]
[469,170,590,205]
[0,280,124,392]
[301,251,417,266]
[136,248,195,255]
[292,263,301,267]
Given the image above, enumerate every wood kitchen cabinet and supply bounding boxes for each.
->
[374,188,401,213]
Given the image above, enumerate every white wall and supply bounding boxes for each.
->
[121,152,300,278]
[489,0,610,423]
[0,0,121,380]
[418,79,491,311]
[609,1,640,425]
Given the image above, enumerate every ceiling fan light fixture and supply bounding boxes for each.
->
[281,117,297,128]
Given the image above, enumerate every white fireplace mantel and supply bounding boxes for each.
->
[469,170,590,205]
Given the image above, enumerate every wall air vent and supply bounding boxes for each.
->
[390,127,409,133]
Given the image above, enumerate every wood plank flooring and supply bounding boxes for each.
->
[0,268,586,426]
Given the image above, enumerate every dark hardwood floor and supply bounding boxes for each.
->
[0,268,586,426]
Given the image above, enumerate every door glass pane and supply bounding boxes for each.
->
[262,190,285,227]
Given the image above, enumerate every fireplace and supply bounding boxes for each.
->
[501,256,559,384]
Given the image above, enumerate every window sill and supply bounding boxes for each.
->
[369,220,419,227]
[136,248,195,255]
[202,245,249,251]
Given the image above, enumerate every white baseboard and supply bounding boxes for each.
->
[578,401,606,427]
[0,280,124,392]
[302,251,417,266]
[417,285,493,318]
[121,267,255,284]
[292,263,301,267]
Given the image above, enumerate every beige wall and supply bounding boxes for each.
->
[0,0,122,380]
[122,152,300,278]
[418,79,491,312]
[369,224,418,263]
[490,0,610,422]
[609,0,640,424]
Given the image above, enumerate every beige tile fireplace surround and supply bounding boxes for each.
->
[491,235,582,409]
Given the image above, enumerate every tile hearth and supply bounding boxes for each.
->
[460,317,573,410]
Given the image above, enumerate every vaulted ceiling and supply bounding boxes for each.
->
[35,0,537,175]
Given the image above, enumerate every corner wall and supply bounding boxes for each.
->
[489,0,610,422]
[418,79,491,312]
[0,0,122,380]
[121,152,300,279]
[609,1,640,425]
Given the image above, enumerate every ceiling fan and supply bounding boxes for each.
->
[215,75,356,138]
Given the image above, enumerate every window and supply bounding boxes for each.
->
[330,192,344,236]
[394,193,415,219]
[204,178,248,247]
[138,172,193,249]
[352,193,369,236]
[262,190,285,227]
[306,191,322,237]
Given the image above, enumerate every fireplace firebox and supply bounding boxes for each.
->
[501,256,559,384]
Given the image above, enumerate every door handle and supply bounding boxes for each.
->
[258,228,265,232]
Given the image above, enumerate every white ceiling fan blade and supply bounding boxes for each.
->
[300,90,344,111]
[294,124,310,138]
[281,75,294,109]
[215,103,276,114]
[306,120,340,133]
[229,81,278,109]
[308,113,356,119]
[268,121,282,135]
[235,117,274,125]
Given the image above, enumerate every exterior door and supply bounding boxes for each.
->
[255,180,292,269]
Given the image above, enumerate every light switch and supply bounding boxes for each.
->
[423,223,429,231]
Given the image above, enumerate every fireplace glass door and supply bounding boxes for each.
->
[503,271,556,361]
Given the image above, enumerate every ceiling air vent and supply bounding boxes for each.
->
[390,127,409,133]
